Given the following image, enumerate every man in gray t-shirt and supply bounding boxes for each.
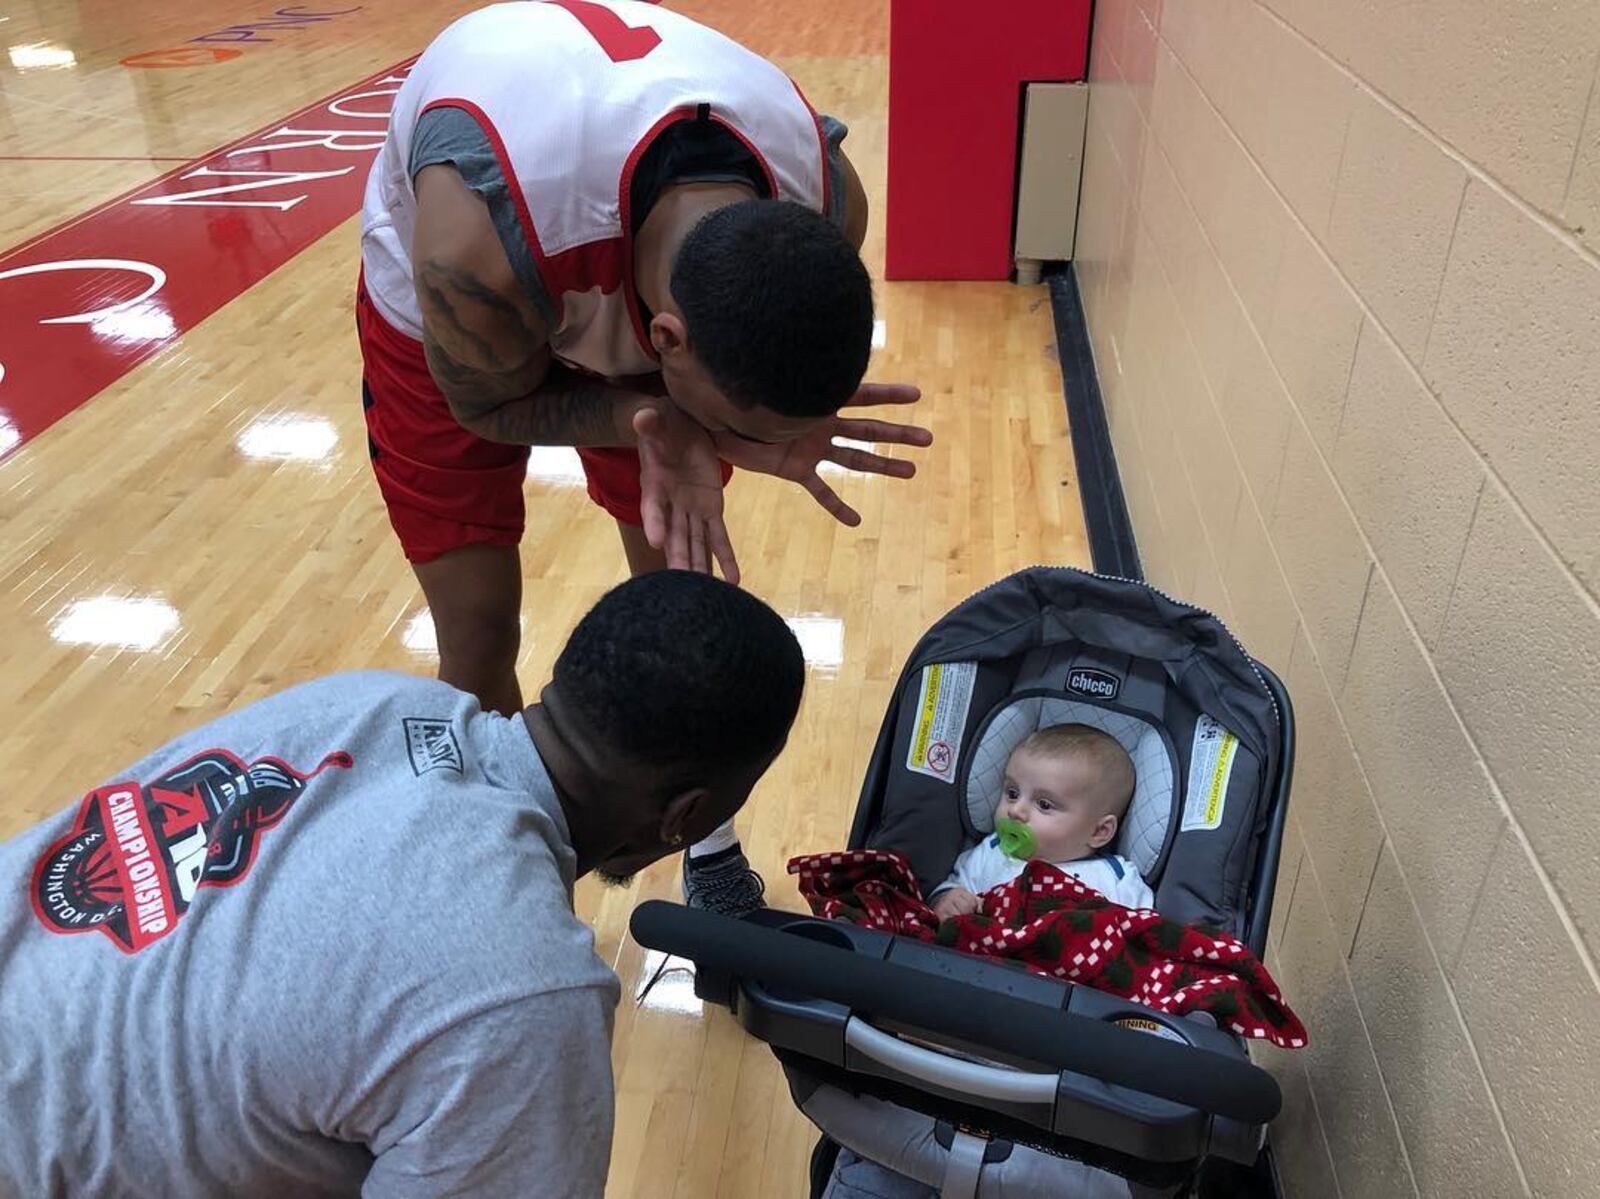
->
[0,572,804,1198]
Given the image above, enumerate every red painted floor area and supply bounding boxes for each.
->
[0,60,413,458]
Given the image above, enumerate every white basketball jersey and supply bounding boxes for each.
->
[361,0,830,379]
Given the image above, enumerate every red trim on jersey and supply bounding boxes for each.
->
[789,78,832,217]
[616,106,787,361]
[705,113,780,201]
[540,237,627,300]
[418,97,563,325]
[617,106,701,361]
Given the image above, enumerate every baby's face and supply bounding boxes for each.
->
[996,746,1120,863]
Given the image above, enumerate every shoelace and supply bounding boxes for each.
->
[689,863,765,906]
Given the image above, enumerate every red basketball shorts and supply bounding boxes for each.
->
[356,274,730,563]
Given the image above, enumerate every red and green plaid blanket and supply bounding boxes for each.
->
[789,848,1306,1049]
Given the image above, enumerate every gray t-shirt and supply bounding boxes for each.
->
[0,672,621,1198]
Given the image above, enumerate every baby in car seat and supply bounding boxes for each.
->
[930,723,1155,918]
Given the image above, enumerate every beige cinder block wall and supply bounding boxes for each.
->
[1073,2,1600,1195]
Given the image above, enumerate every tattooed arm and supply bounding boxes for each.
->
[407,163,739,576]
[410,163,654,446]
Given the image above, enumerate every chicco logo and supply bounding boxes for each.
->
[1067,669,1121,701]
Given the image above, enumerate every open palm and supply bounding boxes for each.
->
[634,404,741,582]
[712,383,932,526]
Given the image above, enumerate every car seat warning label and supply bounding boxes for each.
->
[906,661,977,783]
[1114,1016,1186,1043]
[1181,714,1238,831]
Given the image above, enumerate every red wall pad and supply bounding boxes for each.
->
[885,0,1090,280]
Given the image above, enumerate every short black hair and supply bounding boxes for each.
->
[670,200,873,418]
[553,571,805,770]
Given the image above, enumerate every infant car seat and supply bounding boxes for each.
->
[632,567,1296,1198]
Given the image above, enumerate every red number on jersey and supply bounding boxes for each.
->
[551,0,663,63]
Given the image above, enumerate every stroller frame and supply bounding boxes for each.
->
[631,568,1297,1198]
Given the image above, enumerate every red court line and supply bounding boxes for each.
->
[0,57,416,457]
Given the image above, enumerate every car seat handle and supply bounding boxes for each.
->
[629,900,1280,1124]
[844,1017,1059,1104]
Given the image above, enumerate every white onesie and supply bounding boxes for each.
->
[935,834,1155,910]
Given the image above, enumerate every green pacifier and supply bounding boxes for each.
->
[995,817,1037,861]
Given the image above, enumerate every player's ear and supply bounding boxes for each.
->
[650,312,688,358]
[658,786,711,849]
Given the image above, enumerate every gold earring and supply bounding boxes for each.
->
[670,832,684,846]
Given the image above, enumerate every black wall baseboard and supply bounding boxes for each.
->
[1046,265,1141,582]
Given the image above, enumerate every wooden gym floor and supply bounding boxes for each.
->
[0,2,1088,1194]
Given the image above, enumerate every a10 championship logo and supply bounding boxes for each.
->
[30,747,350,953]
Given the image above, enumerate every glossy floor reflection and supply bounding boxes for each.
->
[0,2,1088,1196]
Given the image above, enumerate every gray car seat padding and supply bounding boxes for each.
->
[961,696,1174,881]
[804,1082,1137,1199]
[860,569,1280,935]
